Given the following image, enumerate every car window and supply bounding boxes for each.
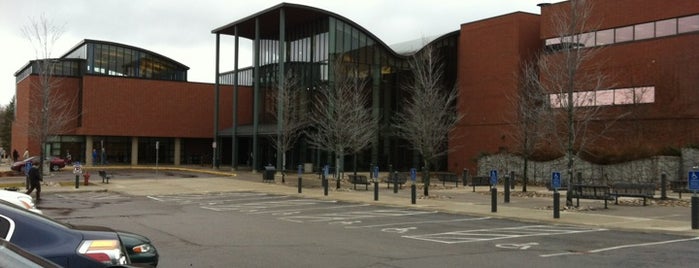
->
[0,215,14,239]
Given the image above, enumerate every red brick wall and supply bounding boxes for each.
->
[13,74,254,153]
[77,76,234,137]
[449,12,541,174]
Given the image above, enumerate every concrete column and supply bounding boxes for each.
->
[174,138,181,166]
[85,136,94,167]
[131,137,139,166]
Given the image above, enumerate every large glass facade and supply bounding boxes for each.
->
[216,5,457,171]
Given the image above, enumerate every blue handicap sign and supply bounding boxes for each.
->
[373,166,379,179]
[489,170,498,186]
[410,168,417,182]
[689,171,699,191]
[552,172,561,190]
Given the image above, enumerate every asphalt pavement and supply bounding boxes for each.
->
[1,164,697,236]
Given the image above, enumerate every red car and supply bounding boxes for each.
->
[11,156,66,172]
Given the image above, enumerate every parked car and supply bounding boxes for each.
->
[11,156,66,172]
[0,189,42,214]
[0,199,129,267]
[0,238,62,268]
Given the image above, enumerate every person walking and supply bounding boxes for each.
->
[23,148,29,160]
[25,161,42,201]
[92,148,98,165]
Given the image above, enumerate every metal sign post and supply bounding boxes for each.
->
[552,172,561,219]
[155,141,159,176]
[689,170,699,229]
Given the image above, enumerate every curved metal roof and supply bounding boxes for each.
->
[212,2,457,58]
[60,39,189,70]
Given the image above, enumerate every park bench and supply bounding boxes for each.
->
[609,183,655,206]
[347,174,370,190]
[98,170,112,184]
[385,172,407,189]
[468,176,491,192]
[569,184,612,208]
[669,180,692,199]
[437,172,461,187]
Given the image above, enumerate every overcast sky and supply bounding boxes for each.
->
[0,0,545,106]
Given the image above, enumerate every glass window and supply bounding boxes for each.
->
[634,87,655,103]
[596,29,614,45]
[614,88,635,105]
[549,94,565,108]
[574,91,596,107]
[656,18,677,37]
[579,32,595,47]
[634,22,654,40]
[596,89,614,105]
[545,38,560,45]
[615,26,633,42]
[678,14,699,33]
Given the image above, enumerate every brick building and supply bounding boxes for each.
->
[13,0,699,174]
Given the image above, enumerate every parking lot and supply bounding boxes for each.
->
[19,170,699,267]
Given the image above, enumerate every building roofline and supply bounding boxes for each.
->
[60,39,190,70]
[212,2,416,59]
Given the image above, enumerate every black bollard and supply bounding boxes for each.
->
[462,169,468,187]
[393,171,398,193]
[411,184,416,204]
[504,175,510,203]
[491,187,497,212]
[323,174,328,196]
[510,171,516,190]
[298,177,302,193]
[374,181,379,201]
[553,191,560,219]
[661,173,667,200]
[692,196,699,229]
[336,178,340,189]
[75,175,79,189]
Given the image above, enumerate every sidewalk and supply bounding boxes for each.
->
[4,166,697,236]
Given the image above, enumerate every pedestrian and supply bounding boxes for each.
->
[25,160,42,201]
[12,149,18,162]
[65,151,72,165]
[92,149,98,165]
[23,148,29,160]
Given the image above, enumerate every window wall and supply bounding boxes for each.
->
[549,86,655,108]
[63,41,188,81]
[546,14,699,48]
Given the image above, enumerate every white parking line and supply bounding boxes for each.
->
[280,209,436,223]
[147,192,267,202]
[403,225,607,244]
[540,237,699,257]
[249,203,369,215]
[347,217,491,229]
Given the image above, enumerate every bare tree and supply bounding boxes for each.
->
[535,0,620,205]
[306,55,378,183]
[393,45,461,196]
[269,70,309,182]
[22,14,78,172]
[508,60,550,192]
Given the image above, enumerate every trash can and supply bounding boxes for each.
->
[263,165,276,182]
